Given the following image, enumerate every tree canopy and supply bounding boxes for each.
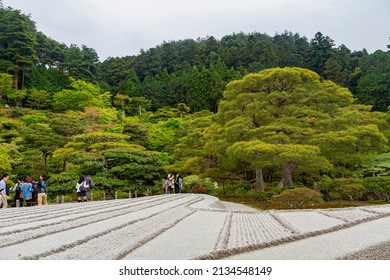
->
[1,3,390,199]
[204,67,388,189]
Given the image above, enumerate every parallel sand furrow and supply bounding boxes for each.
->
[0,193,389,260]
[40,205,196,260]
[213,211,233,251]
[0,195,185,248]
[0,195,200,259]
[227,212,294,249]
[196,211,390,260]
[0,195,169,229]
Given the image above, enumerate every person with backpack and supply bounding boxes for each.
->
[12,176,24,205]
[22,176,34,207]
[0,173,10,208]
[76,175,89,203]
[82,171,94,201]
[37,173,48,206]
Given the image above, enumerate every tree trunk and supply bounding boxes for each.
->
[121,101,125,118]
[13,60,19,90]
[21,70,25,90]
[255,168,265,191]
[279,162,294,187]
[62,160,67,172]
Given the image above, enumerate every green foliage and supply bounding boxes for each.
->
[0,6,38,90]
[272,188,324,209]
[0,73,13,100]
[206,67,385,188]
[26,89,50,110]
[356,51,390,111]
[52,131,165,194]
[0,145,11,172]
[46,172,79,197]
[52,79,111,112]
[21,112,50,124]
[122,119,149,147]
[148,118,183,152]
[361,176,390,201]
[244,189,275,202]
[362,153,390,177]
[318,177,367,201]
[2,4,390,205]
[181,175,216,194]
[7,89,26,107]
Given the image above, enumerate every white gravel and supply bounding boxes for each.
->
[225,216,390,260]
[0,194,389,260]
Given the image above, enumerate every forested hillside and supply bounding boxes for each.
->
[1,4,390,205]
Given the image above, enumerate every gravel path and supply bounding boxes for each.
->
[0,194,389,260]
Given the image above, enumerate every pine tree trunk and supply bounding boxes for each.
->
[280,162,294,187]
[62,160,67,172]
[255,168,265,191]
[13,60,19,90]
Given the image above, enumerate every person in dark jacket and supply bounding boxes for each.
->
[12,176,24,205]
[37,173,48,206]
[76,175,89,203]
[82,171,93,202]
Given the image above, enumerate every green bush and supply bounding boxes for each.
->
[334,182,366,201]
[271,187,324,209]
[361,176,390,201]
[244,189,275,201]
[318,177,366,201]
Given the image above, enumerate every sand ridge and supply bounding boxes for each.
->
[0,193,388,260]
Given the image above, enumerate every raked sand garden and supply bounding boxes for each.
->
[0,193,389,260]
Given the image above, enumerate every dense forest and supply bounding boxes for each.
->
[1,4,390,206]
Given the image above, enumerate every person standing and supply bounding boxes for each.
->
[82,171,93,202]
[12,176,24,206]
[76,175,89,203]
[22,176,35,207]
[167,174,174,194]
[174,174,182,193]
[0,174,10,208]
[162,177,168,194]
[37,173,48,206]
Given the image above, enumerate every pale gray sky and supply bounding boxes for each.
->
[3,0,390,61]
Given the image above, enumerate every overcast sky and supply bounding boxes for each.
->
[3,0,390,61]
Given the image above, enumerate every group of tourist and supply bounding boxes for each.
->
[0,171,94,207]
[1,171,182,207]
[0,173,48,207]
[162,173,183,194]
